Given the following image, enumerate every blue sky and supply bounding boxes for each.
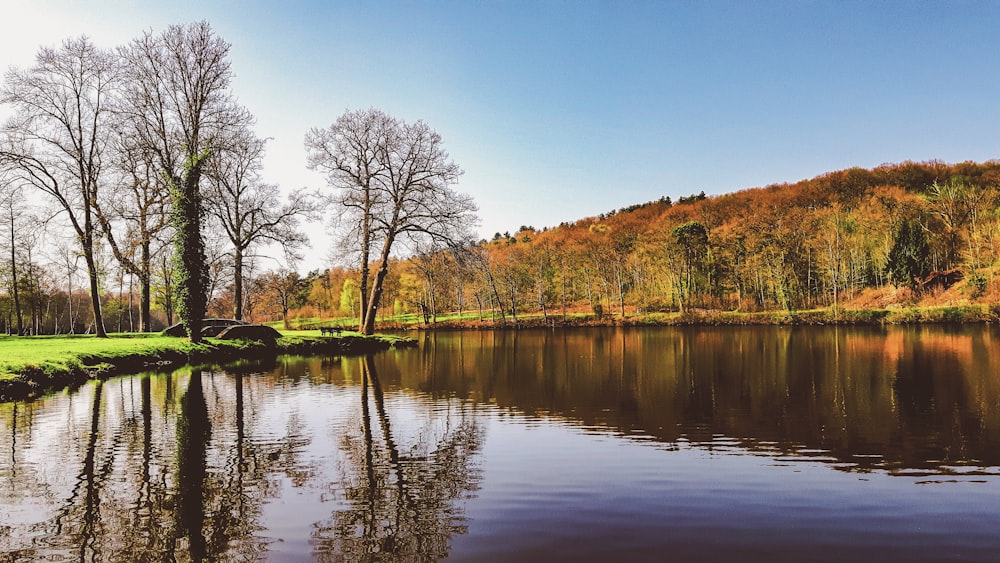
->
[3,0,999,268]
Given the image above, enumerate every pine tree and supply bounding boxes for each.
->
[887,218,930,287]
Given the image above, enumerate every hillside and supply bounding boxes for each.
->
[273,160,1000,327]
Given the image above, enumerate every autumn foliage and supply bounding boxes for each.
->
[285,160,1000,326]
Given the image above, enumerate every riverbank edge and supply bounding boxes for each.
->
[0,334,415,402]
[378,304,1000,330]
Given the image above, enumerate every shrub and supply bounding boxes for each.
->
[887,308,922,324]
[592,303,604,320]
[969,272,988,298]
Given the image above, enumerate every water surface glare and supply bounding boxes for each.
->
[2,326,1000,561]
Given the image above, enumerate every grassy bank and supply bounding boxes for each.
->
[360,303,1000,330]
[622,304,1000,326]
[0,330,414,401]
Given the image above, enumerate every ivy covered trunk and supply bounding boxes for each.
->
[172,167,209,343]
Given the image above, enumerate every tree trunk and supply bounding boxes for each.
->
[429,283,437,324]
[359,256,369,331]
[561,266,567,319]
[485,267,506,324]
[67,262,75,334]
[82,230,108,338]
[358,189,372,332]
[617,264,626,318]
[362,233,395,335]
[140,241,151,332]
[9,212,23,335]
[161,254,174,326]
[174,170,208,343]
[509,284,518,323]
[118,270,124,332]
[139,272,150,332]
[233,247,244,320]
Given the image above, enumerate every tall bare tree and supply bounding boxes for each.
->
[305,108,392,331]
[94,123,171,332]
[206,125,312,320]
[306,109,477,334]
[120,21,248,342]
[0,174,26,334]
[0,37,116,337]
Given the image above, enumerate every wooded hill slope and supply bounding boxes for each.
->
[277,160,1000,326]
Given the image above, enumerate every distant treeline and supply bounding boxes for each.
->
[292,159,1000,325]
[5,159,1000,333]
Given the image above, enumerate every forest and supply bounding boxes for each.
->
[300,159,1000,328]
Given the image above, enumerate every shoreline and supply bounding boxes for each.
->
[6,304,997,401]
[377,304,1000,330]
[0,334,415,402]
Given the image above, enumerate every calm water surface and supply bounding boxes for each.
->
[2,326,1000,561]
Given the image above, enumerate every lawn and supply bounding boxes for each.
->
[0,333,207,381]
[0,329,413,388]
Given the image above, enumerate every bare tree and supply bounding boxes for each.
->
[258,269,309,329]
[203,233,231,315]
[0,174,26,334]
[94,122,171,332]
[407,243,454,324]
[0,37,117,337]
[51,240,84,333]
[305,108,392,331]
[120,21,248,342]
[206,125,312,320]
[306,109,477,334]
[154,250,175,326]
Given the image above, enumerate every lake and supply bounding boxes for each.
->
[2,326,1000,561]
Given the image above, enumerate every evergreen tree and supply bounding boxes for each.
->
[887,218,930,286]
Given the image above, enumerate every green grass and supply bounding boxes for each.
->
[277,328,359,340]
[276,329,413,347]
[367,304,997,328]
[884,304,992,324]
[272,316,358,330]
[0,333,210,381]
[0,329,414,388]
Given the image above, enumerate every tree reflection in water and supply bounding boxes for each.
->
[399,327,1000,474]
[3,327,1000,559]
[312,355,484,561]
[176,369,210,559]
[56,379,106,560]
[0,367,288,560]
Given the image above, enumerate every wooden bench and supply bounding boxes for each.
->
[319,326,343,336]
